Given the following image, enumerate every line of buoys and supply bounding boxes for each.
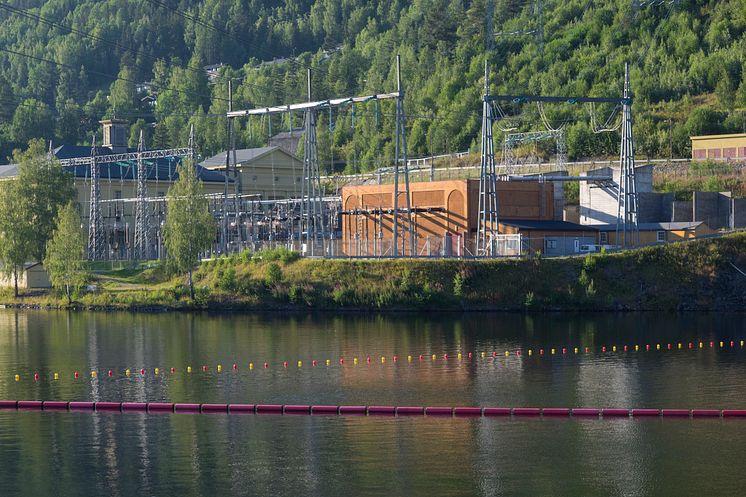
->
[9,339,746,382]
[2,400,746,419]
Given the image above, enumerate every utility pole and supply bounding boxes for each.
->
[615,62,639,247]
[477,61,499,256]
[229,80,243,249]
[87,135,104,260]
[134,130,150,260]
[392,54,414,256]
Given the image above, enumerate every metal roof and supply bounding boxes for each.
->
[499,220,599,232]
[592,222,704,231]
[200,146,300,168]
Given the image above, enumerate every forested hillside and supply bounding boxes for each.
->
[0,0,745,171]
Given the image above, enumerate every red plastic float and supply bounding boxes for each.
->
[228,404,255,414]
[338,406,366,415]
[368,406,396,416]
[396,406,424,416]
[42,401,68,410]
[201,404,228,413]
[453,407,482,417]
[95,402,121,411]
[691,409,720,418]
[661,409,690,417]
[121,402,147,412]
[483,407,511,416]
[256,404,283,414]
[147,403,174,412]
[601,408,629,417]
[512,407,541,416]
[424,407,453,416]
[542,408,571,416]
[572,408,600,417]
[631,408,660,416]
[311,405,339,415]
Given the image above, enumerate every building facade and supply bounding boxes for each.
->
[691,133,746,160]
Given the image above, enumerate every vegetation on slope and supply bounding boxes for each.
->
[3,233,746,311]
[1,0,745,169]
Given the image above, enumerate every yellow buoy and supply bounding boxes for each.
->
[249,363,254,370]
[325,359,330,366]
[125,369,131,377]
[699,342,703,349]
[505,351,509,357]
[574,347,578,354]
[353,357,358,365]
[528,349,533,356]
[154,368,159,375]
[612,346,617,352]
[432,354,436,361]
[720,341,724,348]
[551,348,555,355]
[381,356,385,363]
[481,352,486,358]
[656,344,660,350]
[91,371,97,378]
[54,372,59,380]
[678,343,682,349]
[741,340,744,348]
[458,352,462,360]
[187,366,192,374]
[298,361,302,368]
[635,345,639,351]
[14,374,20,382]
[407,355,412,362]
[217,364,222,372]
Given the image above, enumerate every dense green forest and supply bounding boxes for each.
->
[0,0,745,171]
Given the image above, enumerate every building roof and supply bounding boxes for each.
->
[0,165,19,178]
[591,222,705,231]
[500,220,599,232]
[200,146,300,168]
[691,133,746,140]
[2,148,230,184]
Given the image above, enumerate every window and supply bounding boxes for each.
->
[545,239,557,250]
[600,232,608,244]
[657,231,666,242]
[274,176,280,182]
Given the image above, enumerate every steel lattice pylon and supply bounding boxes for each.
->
[301,69,326,256]
[477,61,500,257]
[392,55,415,257]
[87,137,105,260]
[134,130,151,260]
[501,129,566,174]
[616,63,639,246]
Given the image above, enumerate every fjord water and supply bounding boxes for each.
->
[0,310,745,496]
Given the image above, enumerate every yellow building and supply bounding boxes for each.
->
[200,146,303,200]
[691,133,746,160]
[597,222,715,246]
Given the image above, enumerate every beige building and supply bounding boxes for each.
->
[200,146,303,200]
[691,133,746,160]
[0,263,51,289]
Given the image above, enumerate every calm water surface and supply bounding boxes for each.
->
[0,310,745,496]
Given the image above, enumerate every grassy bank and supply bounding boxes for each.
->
[2,233,746,312]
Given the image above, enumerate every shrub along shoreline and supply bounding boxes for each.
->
[2,233,746,313]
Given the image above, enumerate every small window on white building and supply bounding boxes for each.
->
[657,231,666,242]
[274,176,279,182]
[600,232,608,244]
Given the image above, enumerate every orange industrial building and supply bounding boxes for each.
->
[341,179,572,256]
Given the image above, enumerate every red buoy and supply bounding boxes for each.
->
[585,347,589,353]
[366,356,371,363]
[540,349,544,355]
[283,361,288,368]
[140,369,145,376]
[233,363,237,370]
[171,367,175,374]
[602,346,606,352]
[34,372,39,381]
[468,352,473,359]
[624,345,628,352]
[264,362,268,368]
[709,341,714,348]
[689,342,693,349]
[202,365,208,372]
[312,360,317,367]
[646,344,650,351]
[562,348,566,354]
[394,355,398,362]
[419,354,423,361]
[74,371,79,379]
[108,370,113,377]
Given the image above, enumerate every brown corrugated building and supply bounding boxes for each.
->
[341,179,587,256]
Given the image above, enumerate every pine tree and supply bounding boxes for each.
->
[44,202,86,304]
[164,159,216,299]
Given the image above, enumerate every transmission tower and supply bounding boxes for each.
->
[87,136,105,260]
[490,0,545,54]
[301,69,326,256]
[392,54,415,257]
[477,61,500,257]
[133,130,150,260]
[616,63,639,247]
